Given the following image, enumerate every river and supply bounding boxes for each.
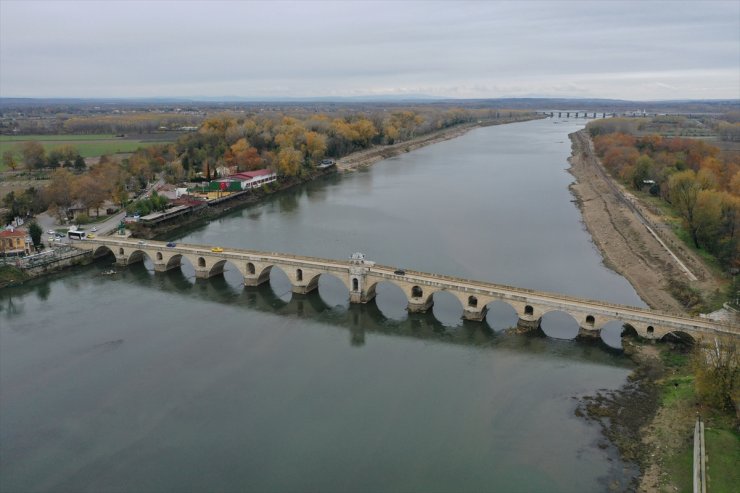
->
[1,118,646,492]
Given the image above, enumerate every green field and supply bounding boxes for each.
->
[0,134,175,170]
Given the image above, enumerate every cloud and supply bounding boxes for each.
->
[1,0,738,99]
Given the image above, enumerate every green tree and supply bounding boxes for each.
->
[631,155,654,189]
[668,170,703,247]
[73,155,86,171]
[28,222,42,248]
[19,141,46,169]
[2,150,17,171]
[692,336,739,413]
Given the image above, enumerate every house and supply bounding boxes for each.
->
[0,227,32,257]
[229,169,277,190]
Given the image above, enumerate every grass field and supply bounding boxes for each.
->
[705,427,740,493]
[0,134,175,170]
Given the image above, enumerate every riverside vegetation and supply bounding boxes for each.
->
[1,106,534,225]
[574,115,739,492]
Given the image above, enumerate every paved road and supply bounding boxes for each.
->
[36,210,126,247]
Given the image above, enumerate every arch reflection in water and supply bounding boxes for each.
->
[485,301,520,332]
[540,310,580,340]
[317,274,350,310]
[373,282,408,321]
[267,265,293,302]
[430,291,464,328]
[600,321,629,349]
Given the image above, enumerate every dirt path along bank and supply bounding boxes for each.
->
[567,129,723,315]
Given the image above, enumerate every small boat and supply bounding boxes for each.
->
[101,269,117,276]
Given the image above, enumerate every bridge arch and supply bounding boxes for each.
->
[661,331,695,345]
[208,259,247,279]
[164,253,189,272]
[127,249,153,266]
[92,245,114,259]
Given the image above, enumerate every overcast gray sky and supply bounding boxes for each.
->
[1,0,738,100]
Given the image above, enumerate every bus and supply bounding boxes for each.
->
[67,230,86,240]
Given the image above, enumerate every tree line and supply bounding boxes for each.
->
[178,108,531,179]
[3,142,86,171]
[3,106,534,226]
[586,119,740,270]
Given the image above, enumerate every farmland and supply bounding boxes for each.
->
[0,134,176,170]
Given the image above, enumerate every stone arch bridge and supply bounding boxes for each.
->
[74,237,738,342]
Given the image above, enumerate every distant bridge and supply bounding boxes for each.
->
[73,237,738,342]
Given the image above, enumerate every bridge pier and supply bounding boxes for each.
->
[517,315,540,331]
[407,298,434,313]
[349,290,376,304]
[194,268,214,279]
[244,270,270,287]
[577,326,601,340]
[463,306,488,322]
[292,277,319,295]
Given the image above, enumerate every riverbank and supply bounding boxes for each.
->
[134,115,542,239]
[567,129,724,315]
[568,130,739,492]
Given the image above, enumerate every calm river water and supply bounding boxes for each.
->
[1,118,647,492]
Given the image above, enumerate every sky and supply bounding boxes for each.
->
[0,0,738,101]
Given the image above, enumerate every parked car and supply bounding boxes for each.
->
[166,242,176,247]
[394,269,406,276]
[91,227,97,232]
[86,233,95,239]
[47,230,54,235]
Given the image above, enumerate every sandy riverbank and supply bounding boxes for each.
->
[567,129,723,314]
[568,130,737,492]
[338,115,541,171]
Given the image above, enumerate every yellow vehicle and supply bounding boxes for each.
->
[86,233,95,239]
[211,247,224,253]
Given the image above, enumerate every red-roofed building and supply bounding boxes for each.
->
[227,169,277,190]
[0,228,31,257]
